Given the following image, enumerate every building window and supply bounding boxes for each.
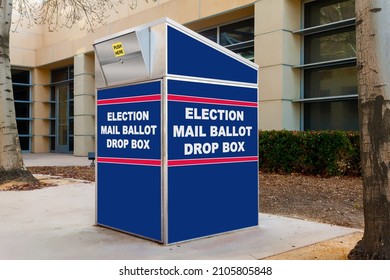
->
[304,26,356,63]
[50,66,74,153]
[304,99,358,130]
[295,0,358,131]
[304,65,357,99]
[12,69,32,151]
[304,0,355,27]
[198,18,254,61]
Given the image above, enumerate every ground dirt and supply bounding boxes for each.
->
[260,172,364,229]
[0,168,39,188]
[0,166,364,259]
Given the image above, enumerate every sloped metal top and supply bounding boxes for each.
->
[94,17,258,88]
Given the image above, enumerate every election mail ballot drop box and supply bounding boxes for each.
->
[94,18,259,244]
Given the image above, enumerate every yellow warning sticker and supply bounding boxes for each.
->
[112,42,125,57]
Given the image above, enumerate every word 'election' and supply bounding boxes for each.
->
[107,111,149,121]
[185,107,244,121]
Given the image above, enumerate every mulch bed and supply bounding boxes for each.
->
[27,166,95,182]
[260,173,364,229]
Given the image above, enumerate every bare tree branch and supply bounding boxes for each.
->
[129,0,157,10]
[12,0,160,32]
[13,0,124,31]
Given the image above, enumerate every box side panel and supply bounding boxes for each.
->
[97,164,162,241]
[96,80,162,241]
[167,79,258,243]
[168,162,258,244]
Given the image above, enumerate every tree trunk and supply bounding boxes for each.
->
[0,0,36,184]
[348,0,390,259]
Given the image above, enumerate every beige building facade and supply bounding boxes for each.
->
[10,0,357,155]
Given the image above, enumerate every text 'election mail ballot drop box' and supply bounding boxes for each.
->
[94,18,259,244]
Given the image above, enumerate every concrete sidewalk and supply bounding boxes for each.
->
[0,153,358,259]
[0,182,359,260]
[23,153,91,167]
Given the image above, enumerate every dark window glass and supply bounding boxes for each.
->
[69,101,74,118]
[16,120,30,135]
[19,137,30,151]
[199,28,218,42]
[11,69,30,84]
[51,66,74,83]
[50,137,55,151]
[69,66,74,80]
[50,120,56,135]
[304,65,357,98]
[220,18,254,47]
[69,83,74,100]
[198,19,254,62]
[51,86,56,101]
[15,103,30,118]
[50,103,56,118]
[69,118,74,135]
[305,0,355,28]
[12,69,31,151]
[304,26,356,63]
[304,99,359,130]
[227,45,254,61]
[303,0,357,131]
[51,68,68,83]
[13,85,30,101]
[69,136,74,152]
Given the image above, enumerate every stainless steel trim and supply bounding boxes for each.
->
[94,18,169,45]
[165,224,260,246]
[166,74,259,89]
[162,77,169,245]
[95,88,98,226]
[292,57,357,69]
[96,223,163,244]
[256,87,260,226]
[293,18,356,36]
[292,94,358,103]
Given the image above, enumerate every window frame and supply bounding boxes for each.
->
[50,65,75,152]
[293,0,358,131]
[197,17,255,62]
[12,68,32,152]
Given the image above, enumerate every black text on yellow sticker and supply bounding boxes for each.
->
[112,42,125,57]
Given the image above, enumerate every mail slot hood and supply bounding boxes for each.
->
[94,18,167,88]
